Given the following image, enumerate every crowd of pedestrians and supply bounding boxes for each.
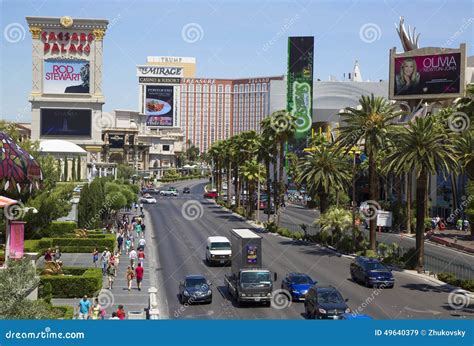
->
[77,210,148,319]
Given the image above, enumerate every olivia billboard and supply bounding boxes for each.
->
[43,60,90,94]
[389,46,466,100]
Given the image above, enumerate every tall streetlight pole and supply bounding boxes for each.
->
[349,147,360,248]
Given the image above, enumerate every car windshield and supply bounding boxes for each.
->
[366,262,387,271]
[290,275,312,284]
[241,271,271,284]
[317,289,344,304]
[185,278,207,288]
[210,242,231,250]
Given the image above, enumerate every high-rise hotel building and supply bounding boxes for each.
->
[180,76,283,152]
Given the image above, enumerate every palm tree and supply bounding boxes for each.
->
[274,110,296,225]
[260,116,280,219]
[297,140,351,214]
[318,206,352,246]
[208,141,226,194]
[384,115,459,272]
[241,159,266,219]
[337,94,402,251]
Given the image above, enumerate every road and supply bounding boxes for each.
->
[146,179,473,320]
[258,202,474,280]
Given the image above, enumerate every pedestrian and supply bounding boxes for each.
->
[140,202,144,213]
[100,250,108,275]
[126,266,134,291]
[138,237,146,251]
[77,295,91,320]
[90,298,103,320]
[117,305,126,320]
[141,222,146,236]
[135,223,142,237]
[463,219,470,232]
[110,312,120,320]
[135,262,144,291]
[44,248,53,262]
[117,233,124,254]
[92,248,99,267]
[125,237,132,255]
[456,219,462,231]
[129,248,138,268]
[138,248,145,267]
[53,246,61,262]
[106,263,116,289]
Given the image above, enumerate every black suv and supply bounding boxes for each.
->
[183,187,191,194]
[350,256,395,288]
[304,285,350,319]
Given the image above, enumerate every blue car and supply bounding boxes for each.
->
[281,273,316,301]
[341,313,373,320]
[350,257,395,288]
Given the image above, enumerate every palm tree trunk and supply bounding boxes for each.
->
[248,181,255,219]
[234,165,239,208]
[450,174,458,214]
[368,153,378,251]
[415,169,428,273]
[273,157,279,222]
[227,161,232,208]
[406,172,412,234]
[265,159,271,222]
[277,141,285,227]
[319,191,329,214]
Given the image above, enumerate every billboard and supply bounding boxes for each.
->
[144,85,174,126]
[287,36,314,152]
[40,108,91,137]
[43,60,90,94]
[389,46,466,100]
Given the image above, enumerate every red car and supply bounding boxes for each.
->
[204,191,218,199]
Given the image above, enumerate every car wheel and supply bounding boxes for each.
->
[350,271,356,282]
[365,278,371,288]
[305,304,314,319]
[178,294,183,304]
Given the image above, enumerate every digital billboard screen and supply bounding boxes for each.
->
[390,50,464,100]
[40,108,91,137]
[43,60,90,94]
[145,85,174,126]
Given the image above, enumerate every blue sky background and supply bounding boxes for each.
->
[1,0,472,121]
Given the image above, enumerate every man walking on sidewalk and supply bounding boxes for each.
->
[135,263,144,291]
[77,295,91,320]
[129,248,138,268]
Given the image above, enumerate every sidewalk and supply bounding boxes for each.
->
[400,228,474,254]
[51,215,155,319]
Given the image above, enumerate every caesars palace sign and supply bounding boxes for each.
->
[41,31,94,55]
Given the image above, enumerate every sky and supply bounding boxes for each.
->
[0,0,473,121]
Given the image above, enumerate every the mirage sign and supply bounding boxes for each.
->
[136,65,184,78]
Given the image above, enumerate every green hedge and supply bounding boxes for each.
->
[47,221,78,237]
[24,234,115,254]
[159,174,207,182]
[437,272,474,291]
[52,305,75,319]
[39,267,102,298]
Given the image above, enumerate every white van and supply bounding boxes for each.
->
[205,236,232,266]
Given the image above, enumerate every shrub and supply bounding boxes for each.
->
[39,267,102,298]
[47,221,78,237]
[336,236,354,254]
[291,232,303,240]
[43,282,53,304]
[264,221,278,233]
[437,273,473,291]
[24,234,115,254]
[51,305,75,319]
[364,250,378,259]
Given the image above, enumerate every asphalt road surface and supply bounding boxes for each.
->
[146,179,473,320]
